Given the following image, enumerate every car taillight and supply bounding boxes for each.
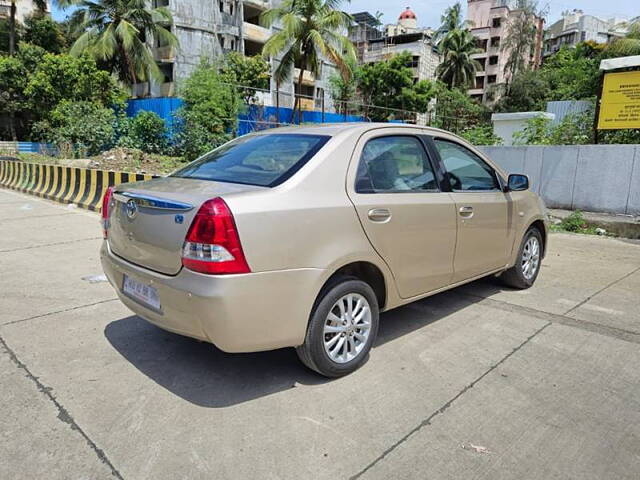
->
[101,186,114,239]
[181,197,251,275]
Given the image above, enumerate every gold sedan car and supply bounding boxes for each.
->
[101,124,547,377]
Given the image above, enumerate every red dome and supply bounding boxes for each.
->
[399,7,417,20]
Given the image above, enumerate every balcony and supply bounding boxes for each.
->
[293,68,315,86]
[0,5,10,17]
[153,45,176,62]
[243,22,271,44]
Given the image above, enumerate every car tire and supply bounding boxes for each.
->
[501,227,543,289]
[296,276,379,378]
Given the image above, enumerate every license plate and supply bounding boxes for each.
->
[123,274,161,311]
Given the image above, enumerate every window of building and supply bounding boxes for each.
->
[475,76,485,89]
[489,55,498,65]
[487,75,497,84]
[492,17,502,28]
[490,36,500,47]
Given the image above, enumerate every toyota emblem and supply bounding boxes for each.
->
[125,199,138,219]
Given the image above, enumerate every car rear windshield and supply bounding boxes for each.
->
[171,134,331,187]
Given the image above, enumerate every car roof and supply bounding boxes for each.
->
[253,122,453,137]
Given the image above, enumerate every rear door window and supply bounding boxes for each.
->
[355,136,439,193]
[172,134,330,187]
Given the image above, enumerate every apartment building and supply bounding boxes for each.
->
[142,0,338,112]
[466,0,544,104]
[544,10,629,57]
[361,8,440,83]
[0,0,50,22]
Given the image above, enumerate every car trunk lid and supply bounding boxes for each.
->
[107,177,265,275]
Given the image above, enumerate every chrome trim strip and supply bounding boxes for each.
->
[113,191,194,211]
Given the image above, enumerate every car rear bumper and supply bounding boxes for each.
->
[100,242,324,353]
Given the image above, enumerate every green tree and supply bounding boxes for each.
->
[176,60,243,161]
[23,14,67,53]
[25,51,126,121]
[328,57,357,115]
[7,0,47,55]
[34,100,117,156]
[433,83,491,134]
[433,2,464,44]
[220,52,271,104]
[118,110,169,153]
[261,0,355,122]
[602,23,640,58]
[436,29,481,88]
[459,125,503,145]
[357,52,436,121]
[493,69,550,112]
[501,0,545,83]
[60,0,178,85]
[0,55,28,139]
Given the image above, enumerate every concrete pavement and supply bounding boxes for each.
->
[1,188,639,479]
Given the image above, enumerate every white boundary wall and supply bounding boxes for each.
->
[478,145,640,215]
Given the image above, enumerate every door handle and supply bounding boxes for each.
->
[368,208,392,223]
[459,206,474,218]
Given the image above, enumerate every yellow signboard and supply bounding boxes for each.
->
[598,70,640,130]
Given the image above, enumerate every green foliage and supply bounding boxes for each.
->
[433,83,491,134]
[433,2,464,44]
[23,14,66,53]
[497,44,600,114]
[0,18,23,53]
[62,0,178,85]
[220,52,271,104]
[436,28,480,88]
[602,23,640,58]
[0,55,28,139]
[357,52,436,121]
[328,57,357,115]
[176,60,243,161]
[513,110,593,146]
[25,51,126,120]
[553,210,601,235]
[118,111,169,154]
[494,70,549,112]
[34,100,117,156]
[512,115,552,145]
[459,125,503,146]
[501,0,544,81]
[261,0,355,120]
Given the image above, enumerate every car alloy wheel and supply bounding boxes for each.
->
[521,236,540,280]
[323,293,372,364]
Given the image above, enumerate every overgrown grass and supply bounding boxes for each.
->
[550,210,607,236]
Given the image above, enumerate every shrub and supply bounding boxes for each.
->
[459,125,503,146]
[175,60,243,161]
[34,100,116,157]
[118,111,169,154]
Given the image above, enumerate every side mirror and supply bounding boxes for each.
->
[507,174,529,192]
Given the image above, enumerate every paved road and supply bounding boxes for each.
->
[1,188,640,480]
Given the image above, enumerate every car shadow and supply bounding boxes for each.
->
[104,277,509,408]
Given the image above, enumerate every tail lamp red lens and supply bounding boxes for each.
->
[181,197,251,275]
[101,186,115,239]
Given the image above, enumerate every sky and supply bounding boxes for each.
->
[52,1,639,27]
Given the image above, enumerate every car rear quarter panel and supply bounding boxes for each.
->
[223,129,401,310]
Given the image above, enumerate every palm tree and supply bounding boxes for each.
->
[8,0,47,55]
[436,29,481,89]
[261,0,355,123]
[603,23,640,58]
[501,0,545,83]
[59,0,177,86]
[433,2,464,45]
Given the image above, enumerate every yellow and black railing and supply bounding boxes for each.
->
[0,161,155,212]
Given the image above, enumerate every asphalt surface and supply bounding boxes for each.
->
[1,188,640,480]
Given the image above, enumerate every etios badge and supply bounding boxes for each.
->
[125,199,138,219]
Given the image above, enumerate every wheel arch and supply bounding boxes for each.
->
[528,219,547,258]
[316,261,388,311]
